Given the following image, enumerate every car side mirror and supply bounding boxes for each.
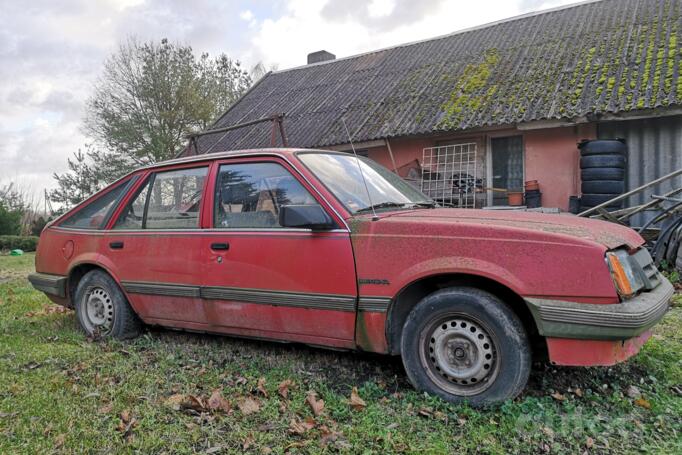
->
[279,205,335,230]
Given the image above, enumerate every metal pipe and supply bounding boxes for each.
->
[579,168,682,217]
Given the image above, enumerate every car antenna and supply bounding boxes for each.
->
[341,115,379,221]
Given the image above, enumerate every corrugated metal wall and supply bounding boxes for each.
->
[598,115,682,226]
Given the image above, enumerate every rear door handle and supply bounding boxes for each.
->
[109,241,124,250]
[210,242,229,251]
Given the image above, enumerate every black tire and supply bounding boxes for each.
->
[74,270,142,339]
[581,180,625,194]
[580,193,623,208]
[580,154,626,169]
[579,139,627,156]
[581,167,625,181]
[400,287,531,407]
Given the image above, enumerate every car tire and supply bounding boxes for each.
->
[580,193,622,208]
[74,269,142,339]
[400,287,531,407]
[581,180,624,194]
[578,139,627,156]
[581,167,625,181]
[580,154,626,169]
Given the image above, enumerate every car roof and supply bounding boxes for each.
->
[140,148,346,172]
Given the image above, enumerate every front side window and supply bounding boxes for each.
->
[60,179,130,229]
[298,152,432,214]
[214,162,317,228]
[114,167,207,230]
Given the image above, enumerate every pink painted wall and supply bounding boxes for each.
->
[523,123,596,210]
[363,124,597,211]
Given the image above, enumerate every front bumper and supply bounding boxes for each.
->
[526,278,674,340]
[28,273,67,298]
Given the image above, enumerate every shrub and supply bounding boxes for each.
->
[0,236,39,252]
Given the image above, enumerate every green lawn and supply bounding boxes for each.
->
[1,253,680,454]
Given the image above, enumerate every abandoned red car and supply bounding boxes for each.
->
[30,149,673,406]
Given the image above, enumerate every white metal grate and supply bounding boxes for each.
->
[421,143,480,208]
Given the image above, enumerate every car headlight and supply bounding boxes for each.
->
[606,249,645,299]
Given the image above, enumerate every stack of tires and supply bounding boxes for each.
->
[579,139,627,212]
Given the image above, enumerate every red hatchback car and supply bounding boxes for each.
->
[30,149,673,406]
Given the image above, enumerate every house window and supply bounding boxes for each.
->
[490,136,524,206]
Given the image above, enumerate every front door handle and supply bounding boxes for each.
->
[109,241,124,250]
[210,242,229,251]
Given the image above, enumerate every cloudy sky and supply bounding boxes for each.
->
[0,0,577,200]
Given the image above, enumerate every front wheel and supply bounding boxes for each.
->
[400,287,531,407]
[74,270,142,339]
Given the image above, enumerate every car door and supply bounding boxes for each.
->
[201,157,358,348]
[100,164,211,325]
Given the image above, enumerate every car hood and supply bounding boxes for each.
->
[354,208,644,250]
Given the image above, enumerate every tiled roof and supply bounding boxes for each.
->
[195,0,682,152]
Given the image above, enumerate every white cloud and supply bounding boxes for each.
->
[368,0,396,18]
[0,0,578,200]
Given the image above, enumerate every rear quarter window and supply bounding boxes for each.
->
[59,179,132,230]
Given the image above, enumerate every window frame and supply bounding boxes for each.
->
[206,156,344,232]
[106,163,212,231]
[57,175,138,231]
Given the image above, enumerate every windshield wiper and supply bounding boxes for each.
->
[409,201,437,208]
[355,202,407,214]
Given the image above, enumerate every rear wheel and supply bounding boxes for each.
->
[400,287,530,407]
[74,270,142,339]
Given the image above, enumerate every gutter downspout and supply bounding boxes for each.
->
[384,138,398,173]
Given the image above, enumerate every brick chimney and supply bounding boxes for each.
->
[307,50,335,64]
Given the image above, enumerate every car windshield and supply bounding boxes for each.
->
[298,152,433,214]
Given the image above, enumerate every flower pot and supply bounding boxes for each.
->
[507,191,524,206]
[524,180,539,191]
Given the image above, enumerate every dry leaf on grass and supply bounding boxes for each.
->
[278,379,293,399]
[634,397,652,409]
[288,417,316,435]
[586,437,595,448]
[207,389,231,413]
[238,397,261,415]
[97,403,113,415]
[116,410,137,442]
[54,433,66,449]
[349,387,366,411]
[164,394,206,412]
[550,392,566,401]
[306,391,324,416]
[257,377,268,397]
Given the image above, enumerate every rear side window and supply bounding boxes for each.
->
[60,180,130,229]
[214,162,316,229]
[114,166,208,230]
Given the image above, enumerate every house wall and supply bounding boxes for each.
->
[362,123,597,211]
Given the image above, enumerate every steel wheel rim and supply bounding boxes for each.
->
[81,286,114,334]
[419,314,499,396]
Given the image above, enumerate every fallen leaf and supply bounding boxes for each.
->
[319,424,343,446]
[278,379,293,399]
[243,435,254,450]
[235,376,248,385]
[117,410,137,442]
[54,433,66,449]
[417,407,433,418]
[586,437,595,448]
[261,447,273,454]
[306,391,324,416]
[238,397,260,415]
[164,394,206,412]
[257,377,268,397]
[207,389,231,413]
[289,417,315,435]
[349,387,366,411]
[97,403,113,414]
[574,388,584,398]
[542,426,554,438]
[634,397,651,409]
[551,392,566,401]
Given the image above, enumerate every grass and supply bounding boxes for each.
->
[0,253,680,454]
